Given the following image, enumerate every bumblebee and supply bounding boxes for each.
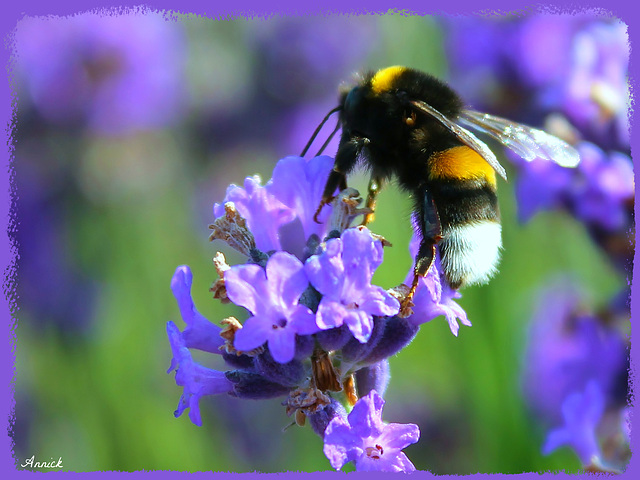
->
[304,66,580,307]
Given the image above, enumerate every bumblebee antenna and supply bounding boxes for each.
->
[314,119,341,156]
[300,106,341,157]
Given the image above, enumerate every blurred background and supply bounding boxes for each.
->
[10,10,631,473]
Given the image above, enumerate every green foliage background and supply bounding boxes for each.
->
[13,12,625,473]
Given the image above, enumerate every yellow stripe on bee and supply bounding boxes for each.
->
[370,66,407,94]
[429,146,497,186]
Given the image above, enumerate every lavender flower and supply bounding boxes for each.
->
[323,390,420,472]
[562,19,629,148]
[170,265,224,355]
[522,282,627,425]
[166,321,233,427]
[513,142,633,234]
[268,155,335,239]
[542,380,604,465]
[445,15,629,150]
[224,251,320,364]
[212,155,336,255]
[213,176,295,253]
[304,227,400,343]
[15,11,186,134]
[168,154,467,468]
[406,232,470,336]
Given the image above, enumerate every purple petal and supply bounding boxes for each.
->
[233,314,272,351]
[377,422,421,450]
[359,286,401,317]
[268,155,334,239]
[542,380,605,464]
[348,391,385,439]
[167,321,233,426]
[343,309,374,344]
[170,266,224,353]
[341,227,383,282]
[317,299,348,330]
[355,450,416,473]
[288,304,321,336]
[542,428,572,456]
[223,263,267,315]
[267,328,297,364]
[265,252,308,308]
[214,175,295,252]
[323,419,359,470]
[305,237,345,297]
[166,321,185,374]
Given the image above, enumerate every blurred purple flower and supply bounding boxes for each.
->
[570,144,633,232]
[166,321,233,427]
[406,233,470,336]
[542,380,604,465]
[170,265,224,356]
[562,20,629,147]
[522,282,628,425]
[15,11,186,134]
[224,252,319,363]
[512,16,575,91]
[323,390,420,472]
[15,167,98,333]
[304,228,400,343]
[444,15,629,150]
[514,142,633,233]
[248,16,377,105]
[443,16,514,110]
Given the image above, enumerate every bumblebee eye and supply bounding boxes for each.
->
[344,86,364,114]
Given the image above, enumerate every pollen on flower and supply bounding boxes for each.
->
[219,316,264,356]
[208,202,256,256]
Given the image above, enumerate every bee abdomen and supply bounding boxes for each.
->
[439,220,502,289]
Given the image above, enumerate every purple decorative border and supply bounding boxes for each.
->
[1,0,637,478]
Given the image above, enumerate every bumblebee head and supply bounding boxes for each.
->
[339,66,413,142]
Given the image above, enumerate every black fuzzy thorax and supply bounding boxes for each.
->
[338,68,467,190]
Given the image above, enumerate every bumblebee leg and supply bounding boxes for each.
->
[313,168,348,223]
[401,188,442,312]
[362,176,384,226]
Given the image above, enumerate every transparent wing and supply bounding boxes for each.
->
[459,110,580,168]
[410,100,508,181]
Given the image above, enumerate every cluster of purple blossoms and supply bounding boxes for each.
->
[521,282,629,471]
[444,14,631,471]
[166,155,468,471]
[14,10,186,134]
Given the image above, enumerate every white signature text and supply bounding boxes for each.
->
[21,455,63,469]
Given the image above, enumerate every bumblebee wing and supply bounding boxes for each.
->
[459,110,580,168]
[410,100,508,181]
